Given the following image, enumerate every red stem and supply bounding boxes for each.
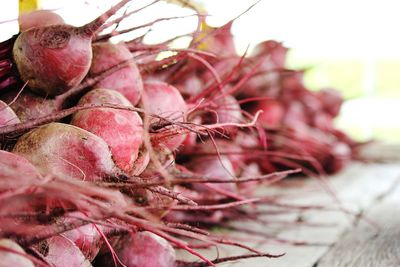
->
[176,252,285,267]
[79,0,131,38]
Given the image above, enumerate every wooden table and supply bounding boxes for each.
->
[178,143,400,266]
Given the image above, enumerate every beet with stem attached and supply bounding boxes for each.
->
[12,0,131,97]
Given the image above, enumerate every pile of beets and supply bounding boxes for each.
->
[0,1,362,266]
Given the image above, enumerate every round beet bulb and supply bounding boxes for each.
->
[90,42,143,105]
[12,122,119,181]
[12,0,131,97]
[142,81,187,151]
[19,10,65,32]
[13,25,93,96]
[71,89,144,174]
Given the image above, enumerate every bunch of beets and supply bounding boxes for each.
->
[0,1,362,266]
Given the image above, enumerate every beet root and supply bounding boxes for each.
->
[18,10,65,32]
[90,42,143,105]
[142,81,187,151]
[12,0,131,96]
[1,91,56,122]
[12,122,119,181]
[0,150,41,183]
[37,236,92,267]
[71,89,144,175]
[12,24,94,96]
[61,212,103,261]
[250,99,285,129]
[189,156,237,194]
[98,231,176,267]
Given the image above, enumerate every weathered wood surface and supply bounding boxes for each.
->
[230,163,400,267]
[358,141,400,162]
[317,168,400,267]
[177,162,400,267]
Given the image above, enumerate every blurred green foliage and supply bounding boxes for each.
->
[287,51,400,142]
[376,60,400,97]
[287,51,400,99]
[286,52,364,99]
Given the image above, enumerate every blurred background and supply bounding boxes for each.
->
[1,0,400,141]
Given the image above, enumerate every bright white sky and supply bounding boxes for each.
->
[207,0,400,58]
[2,0,400,58]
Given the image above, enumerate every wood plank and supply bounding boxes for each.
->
[358,141,400,162]
[177,162,400,267]
[316,167,400,267]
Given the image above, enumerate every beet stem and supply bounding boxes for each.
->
[96,14,200,42]
[0,76,17,91]
[176,252,285,267]
[79,0,131,38]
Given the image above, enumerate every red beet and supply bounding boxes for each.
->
[12,0,130,96]
[61,212,103,261]
[0,99,20,126]
[0,150,41,182]
[140,145,175,178]
[251,40,288,69]
[99,231,176,267]
[174,73,203,97]
[313,112,334,132]
[317,88,344,117]
[71,89,144,174]
[12,122,120,181]
[142,81,187,151]
[199,22,237,57]
[326,142,351,174]
[18,10,65,32]
[250,99,285,129]
[38,236,92,267]
[283,101,309,128]
[189,156,237,194]
[210,95,243,127]
[1,91,56,122]
[90,42,143,105]
[191,139,245,175]
[238,162,262,194]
